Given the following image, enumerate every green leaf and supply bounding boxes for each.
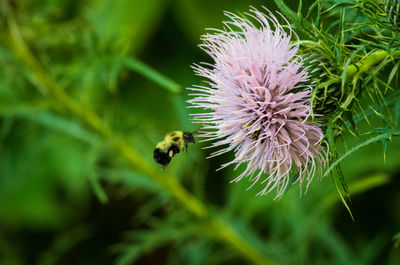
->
[394,232,400,248]
[38,226,92,265]
[99,168,162,193]
[350,91,400,126]
[113,211,197,265]
[0,103,99,145]
[88,0,166,53]
[108,58,124,92]
[124,58,181,93]
[273,0,314,39]
[381,137,389,163]
[322,173,390,210]
[325,133,392,177]
[386,61,400,93]
[331,167,354,221]
[394,101,400,126]
[88,172,109,204]
[368,107,392,125]
[341,46,364,91]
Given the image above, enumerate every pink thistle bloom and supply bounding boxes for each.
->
[187,7,328,197]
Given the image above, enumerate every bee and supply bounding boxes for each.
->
[153,131,196,168]
[243,122,261,140]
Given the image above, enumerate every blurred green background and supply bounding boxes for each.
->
[0,0,399,264]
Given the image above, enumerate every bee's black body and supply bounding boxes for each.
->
[153,144,180,166]
[153,131,195,168]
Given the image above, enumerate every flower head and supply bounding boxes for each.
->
[188,7,327,197]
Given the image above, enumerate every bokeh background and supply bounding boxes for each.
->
[0,0,400,264]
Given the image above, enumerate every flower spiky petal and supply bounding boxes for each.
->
[188,7,328,197]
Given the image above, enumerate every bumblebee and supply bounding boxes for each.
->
[243,122,261,140]
[153,131,196,168]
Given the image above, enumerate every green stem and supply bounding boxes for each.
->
[5,8,274,265]
[210,218,271,265]
[124,58,181,93]
[318,50,400,89]
[345,50,400,79]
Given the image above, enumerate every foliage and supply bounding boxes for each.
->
[0,0,399,265]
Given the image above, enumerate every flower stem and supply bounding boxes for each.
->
[318,49,400,90]
[345,50,400,79]
[4,7,274,265]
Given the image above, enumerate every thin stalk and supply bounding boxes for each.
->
[4,7,274,265]
[318,49,400,89]
[345,50,400,79]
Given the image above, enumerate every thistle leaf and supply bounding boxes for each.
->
[88,172,109,204]
[394,232,400,248]
[124,57,181,93]
[0,103,99,145]
[394,101,400,126]
[380,137,389,163]
[325,132,392,177]
[273,0,314,38]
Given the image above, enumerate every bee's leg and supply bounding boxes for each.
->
[168,144,180,157]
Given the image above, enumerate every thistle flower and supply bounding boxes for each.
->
[188,7,327,197]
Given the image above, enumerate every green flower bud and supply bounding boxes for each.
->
[302,50,342,115]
